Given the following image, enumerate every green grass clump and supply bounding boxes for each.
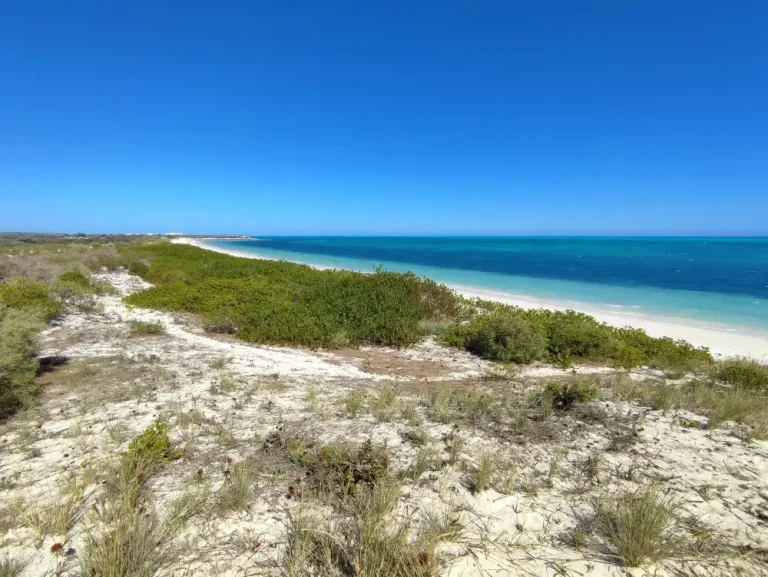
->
[0,278,61,320]
[128,321,166,337]
[714,358,768,391]
[121,243,459,349]
[125,422,180,471]
[595,486,679,567]
[541,378,598,411]
[0,305,46,420]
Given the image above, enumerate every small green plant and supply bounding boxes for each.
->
[208,356,231,370]
[343,390,367,417]
[399,400,422,426]
[371,386,398,422]
[540,378,598,411]
[128,321,165,337]
[125,422,180,471]
[595,485,679,567]
[409,446,439,480]
[469,452,494,494]
[679,418,699,429]
[217,461,254,513]
[444,430,465,466]
[0,555,24,577]
[306,385,318,411]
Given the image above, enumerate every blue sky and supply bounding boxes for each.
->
[1,1,766,235]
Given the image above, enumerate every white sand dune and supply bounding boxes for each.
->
[172,237,768,361]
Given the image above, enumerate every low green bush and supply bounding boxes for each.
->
[441,302,712,370]
[0,305,46,419]
[442,314,546,363]
[57,269,91,287]
[128,261,149,277]
[714,358,768,391]
[121,243,459,348]
[0,278,61,320]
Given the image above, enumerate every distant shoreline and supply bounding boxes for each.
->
[171,237,768,360]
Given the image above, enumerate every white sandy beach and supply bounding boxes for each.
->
[173,237,768,361]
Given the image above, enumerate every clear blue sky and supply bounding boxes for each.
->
[1,1,766,235]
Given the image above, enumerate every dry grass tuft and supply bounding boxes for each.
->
[594,485,680,567]
[281,478,460,577]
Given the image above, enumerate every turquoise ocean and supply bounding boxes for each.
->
[206,237,768,334]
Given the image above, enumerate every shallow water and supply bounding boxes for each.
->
[208,237,768,332]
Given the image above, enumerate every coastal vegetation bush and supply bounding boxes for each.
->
[441,304,713,370]
[118,243,719,370]
[713,358,768,391]
[0,305,46,419]
[121,243,460,348]
[0,277,61,320]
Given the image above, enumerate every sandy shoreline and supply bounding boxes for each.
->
[172,237,768,360]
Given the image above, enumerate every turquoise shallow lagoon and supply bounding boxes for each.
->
[206,237,768,333]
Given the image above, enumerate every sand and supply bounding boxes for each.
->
[2,269,766,576]
[173,237,768,361]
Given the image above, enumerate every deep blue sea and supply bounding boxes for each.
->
[207,237,768,332]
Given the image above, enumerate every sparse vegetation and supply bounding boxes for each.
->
[217,460,255,513]
[281,478,459,577]
[468,452,494,493]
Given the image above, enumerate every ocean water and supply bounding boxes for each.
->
[207,237,768,332]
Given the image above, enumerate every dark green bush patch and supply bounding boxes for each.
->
[441,302,712,370]
[443,314,546,364]
[121,243,459,348]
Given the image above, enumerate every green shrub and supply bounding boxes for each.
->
[714,359,768,391]
[442,314,546,363]
[442,302,712,370]
[121,243,458,348]
[57,269,90,287]
[0,278,61,320]
[128,261,149,277]
[125,422,180,470]
[0,305,46,419]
